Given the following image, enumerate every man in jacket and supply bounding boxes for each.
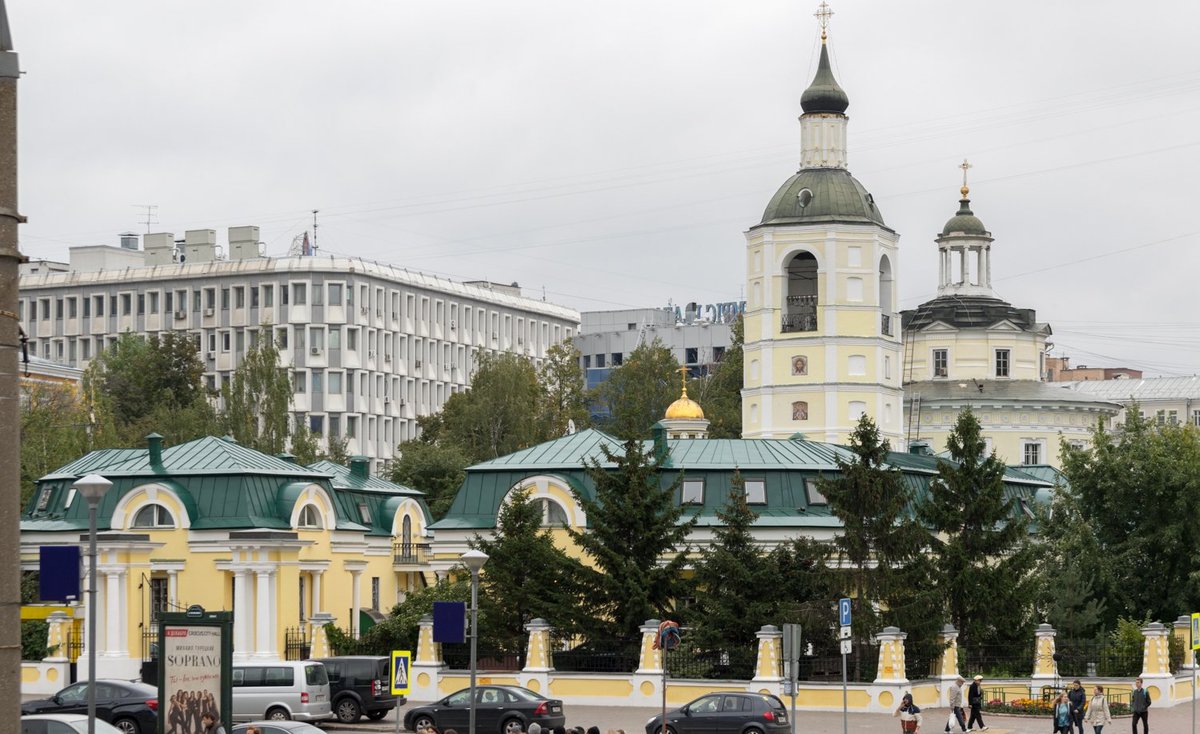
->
[967,674,988,731]
[1131,677,1151,734]
[945,676,967,733]
[1067,679,1085,734]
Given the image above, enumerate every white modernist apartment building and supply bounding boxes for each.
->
[18,227,580,469]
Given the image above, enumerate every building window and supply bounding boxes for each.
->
[685,347,698,365]
[1192,410,1200,427]
[309,414,324,434]
[744,479,767,505]
[329,283,343,305]
[297,504,322,529]
[582,355,591,369]
[150,577,169,622]
[292,283,307,305]
[328,372,343,394]
[311,371,323,394]
[131,504,175,528]
[293,371,306,394]
[933,349,948,378]
[538,498,568,527]
[681,479,704,505]
[804,479,827,506]
[357,502,370,524]
[328,328,341,350]
[263,285,274,307]
[611,352,623,366]
[347,416,357,438]
[595,353,606,368]
[234,287,245,308]
[995,349,1010,378]
[371,577,380,610]
[713,346,725,363]
[1022,442,1041,465]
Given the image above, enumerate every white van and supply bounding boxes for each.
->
[231,660,334,722]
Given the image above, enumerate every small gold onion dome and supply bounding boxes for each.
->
[664,386,706,420]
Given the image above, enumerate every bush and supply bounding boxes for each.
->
[22,620,50,661]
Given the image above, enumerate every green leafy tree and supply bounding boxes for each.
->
[1057,410,1200,625]
[920,409,1038,648]
[20,382,93,504]
[83,331,218,445]
[593,340,680,440]
[440,352,543,461]
[689,472,778,651]
[220,326,293,455]
[819,415,933,679]
[472,488,584,649]
[289,417,322,465]
[390,440,470,519]
[567,438,695,640]
[687,315,743,439]
[538,342,590,438]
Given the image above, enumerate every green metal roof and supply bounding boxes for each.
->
[757,168,888,229]
[308,459,424,496]
[306,460,433,536]
[940,198,989,237]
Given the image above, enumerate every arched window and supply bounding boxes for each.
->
[879,255,895,335]
[401,515,412,547]
[783,252,818,332]
[131,504,174,528]
[539,499,568,527]
[297,504,323,529]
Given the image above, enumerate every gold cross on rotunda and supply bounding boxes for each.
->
[677,365,690,395]
[959,158,973,198]
[814,2,834,41]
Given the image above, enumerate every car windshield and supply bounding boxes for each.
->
[305,664,328,685]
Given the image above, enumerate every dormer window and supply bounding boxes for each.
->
[132,504,175,528]
[297,504,323,529]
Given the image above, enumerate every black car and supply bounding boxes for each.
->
[645,692,789,734]
[404,685,565,734]
[316,655,405,723]
[233,722,327,734]
[21,680,159,734]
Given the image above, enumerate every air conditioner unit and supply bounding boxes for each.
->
[384,354,392,362]
[415,360,422,369]
[518,338,524,346]
[206,352,215,361]
[391,312,398,320]
[310,347,321,355]
[399,399,406,407]
[204,308,215,317]
[450,321,456,330]
[384,396,391,404]
[360,306,369,315]
[492,332,498,340]
[376,309,382,317]
[368,350,376,358]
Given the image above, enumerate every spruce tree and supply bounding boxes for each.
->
[473,487,584,652]
[568,438,695,641]
[920,408,1037,649]
[819,415,932,679]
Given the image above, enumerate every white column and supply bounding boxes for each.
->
[104,569,123,656]
[233,570,250,660]
[167,570,178,609]
[311,570,323,616]
[350,570,363,639]
[255,568,274,658]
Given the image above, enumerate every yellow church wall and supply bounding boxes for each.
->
[905,330,1045,383]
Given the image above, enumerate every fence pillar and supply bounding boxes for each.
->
[43,611,71,663]
[753,625,783,687]
[308,613,336,658]
[874,626,909,685]
[410,614,444,702]
[1174,616,1195,669]
[934,624,960,681]
[1031,623,1058,691]
[520,617,554,695]
[636,618,662,674]
[1141,621,1174,704]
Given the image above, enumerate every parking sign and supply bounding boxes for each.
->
[839,598,852,627]
[391,650,412,696]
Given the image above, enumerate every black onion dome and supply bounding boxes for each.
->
[800,43,849,114]
[759,168,886,227]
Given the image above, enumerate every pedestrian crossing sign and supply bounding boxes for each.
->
[391,650,412,696]
[1191,613,1199,651]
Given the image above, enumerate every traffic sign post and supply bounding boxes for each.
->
[391,650,412,734]
[1192,613,1199,734]
[838,599,851,734]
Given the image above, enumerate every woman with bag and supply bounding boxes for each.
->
[1083,685,1112,734]
[894,692,922,733]
[1052,692,1073,734]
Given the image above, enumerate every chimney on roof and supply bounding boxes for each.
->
[146,432,164,469]
[119,232,139,250]
[651,421,669,465]
[276,452,297,464]
[350,456,370,479]
[908,440,932,456]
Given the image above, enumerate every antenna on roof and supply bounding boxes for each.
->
[312,209,319,254]
[134,204,158,233]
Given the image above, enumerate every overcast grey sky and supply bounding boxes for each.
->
[10,1,1200,375]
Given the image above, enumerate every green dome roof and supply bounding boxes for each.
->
[800,43,849,114]
[759,168,886,227]
[941,198,988,236]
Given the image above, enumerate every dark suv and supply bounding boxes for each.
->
[317,656,404,723]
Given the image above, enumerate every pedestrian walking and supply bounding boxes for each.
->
[1083,685,1112,734]
[945,676,967,733]
[966,674,988,731]
[1130,677,1151,734]
[894,691,922,733]
[1053,692,1073,734]
[1068,680,1086,734]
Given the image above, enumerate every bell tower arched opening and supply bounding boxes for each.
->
[783,251,818,333]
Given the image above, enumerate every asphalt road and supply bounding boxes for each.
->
[321,701,1200,734]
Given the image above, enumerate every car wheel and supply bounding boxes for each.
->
[412,714,436,732]
[267,706,292,721]
[111,718,139,734]
[337,697,363,723]
[502,717,525,734]
[367,710,389,721]
[743,727,764,734]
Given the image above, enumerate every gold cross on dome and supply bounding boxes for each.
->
[814,2,833,40]
[677,365,690,393]
[959,158,973,197]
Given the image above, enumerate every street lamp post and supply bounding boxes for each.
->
[460,550,489,734]
[74,474,112,734]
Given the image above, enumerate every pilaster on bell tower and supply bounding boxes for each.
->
[741,3,903,445]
